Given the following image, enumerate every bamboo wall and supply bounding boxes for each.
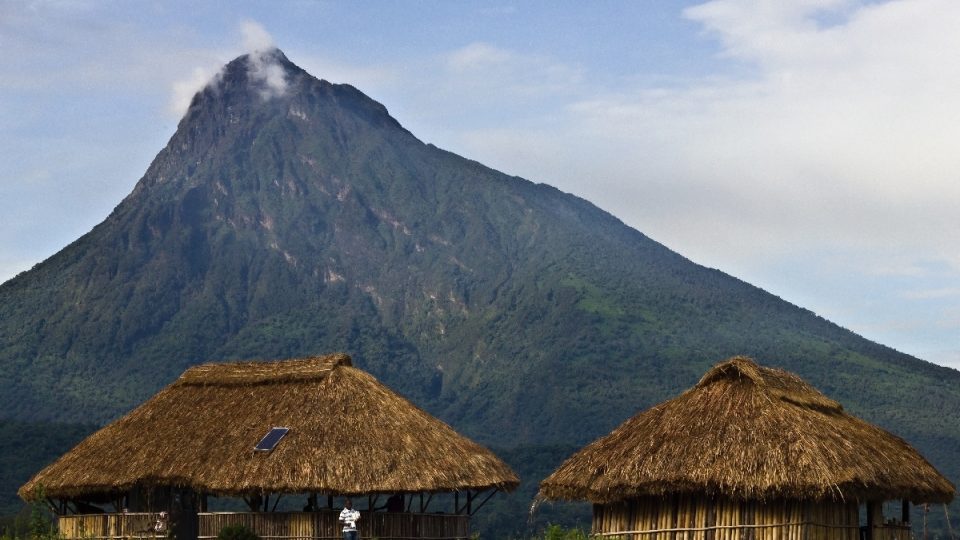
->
[58,513,164,540]
[197,510,470,540]
[592,496,863,540]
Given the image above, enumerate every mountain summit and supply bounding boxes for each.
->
[1,51,957,527]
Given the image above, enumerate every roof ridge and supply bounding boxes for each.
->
[696,356,843,413]
[176,353,352,387]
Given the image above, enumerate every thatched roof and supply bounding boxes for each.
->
[21,354,518,500]
[539,356,954,505]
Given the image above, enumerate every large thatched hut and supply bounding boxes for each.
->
[22,353,518,540]
[539,356,954,540]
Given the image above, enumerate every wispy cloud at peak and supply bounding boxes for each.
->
[166,20,286,116]
[241,20,287,100]
[240,19,275,53]
[169,65,220,117]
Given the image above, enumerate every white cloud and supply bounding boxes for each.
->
[901,288,960,301]
[440,42,583,102]
[241,20,287,99]
[518,0,960,276]
[240,19,275,52]
[247,51,288,100]
[166,20,287,116]
[446,42,514,71]
[169,66,220,116]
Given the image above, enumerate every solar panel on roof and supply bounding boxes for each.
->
[254,427,289,451]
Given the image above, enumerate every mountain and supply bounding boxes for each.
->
[1,49,957,537]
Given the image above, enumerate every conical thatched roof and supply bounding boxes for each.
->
[539,356,954,505]
[21,354,518,500]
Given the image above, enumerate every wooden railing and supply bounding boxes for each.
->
[198,511,470,540]
[868,524,912,540]
[58,513,166,540]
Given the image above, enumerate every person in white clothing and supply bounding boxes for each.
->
[338,498,360,540]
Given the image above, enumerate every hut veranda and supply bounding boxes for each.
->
[539,357,955,540]
[21,354,519,540]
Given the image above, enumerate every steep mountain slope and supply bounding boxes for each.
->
[1,51,957,531]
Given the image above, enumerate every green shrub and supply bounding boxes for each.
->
[216,524,260,540]
[540,524,589,540]
[27,488,56,540]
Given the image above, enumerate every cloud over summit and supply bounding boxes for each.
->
[167,20,286,116]
[240,20,288,100]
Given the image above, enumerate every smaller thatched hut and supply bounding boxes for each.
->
[539,356,954,540]
[22,353,518,540]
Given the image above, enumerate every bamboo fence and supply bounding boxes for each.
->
[58,513,165,540]
[589,496,909,540]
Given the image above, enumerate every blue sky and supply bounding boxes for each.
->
[1,0,958,370]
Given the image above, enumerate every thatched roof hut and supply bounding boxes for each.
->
[540,356,953,504]
[539,357,953,540]
[22,353,518,501]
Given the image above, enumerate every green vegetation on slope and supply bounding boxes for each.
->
[0,420,94,516]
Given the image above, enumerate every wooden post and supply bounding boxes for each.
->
[866,502,877,540]
[704,498,711,540]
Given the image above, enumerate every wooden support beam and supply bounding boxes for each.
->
[469,489,498,516]
[43,497,58,515]
[456,491,474,515]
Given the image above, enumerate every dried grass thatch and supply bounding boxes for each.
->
[539,356,954,505]
[21,353,518,500]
